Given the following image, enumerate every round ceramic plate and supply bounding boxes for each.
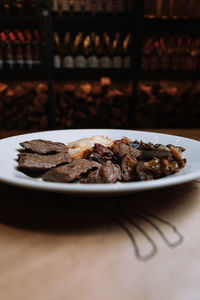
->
[0,129,199,195]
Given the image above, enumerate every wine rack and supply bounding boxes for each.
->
[0,0,200,131]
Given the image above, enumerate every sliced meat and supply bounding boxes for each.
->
[20,139,67,154]
[18,152,72,172]
[121,155,137,182]
[81,161,121,184]
[42,159,100,183]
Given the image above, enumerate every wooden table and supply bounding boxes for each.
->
[0,129,200,300]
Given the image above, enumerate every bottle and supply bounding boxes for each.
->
[123,34,132,69]
[53,32,61,69]
[9,31,18,69]
[150,39,161,71]
[80,0,86,16]
[95,34,102,66]
[15,33,24,70]
[57,0,63,16]
[32,30,41,69]
[91,0,96,16]
[104,0,112,16]
[112,33,122,68]
[185,38,193,71]
[52,0,58,14]
[127,0,133,14]
[96,0,103,16]
[160,0,170,18]
[88,33,99,68]
[0,33,6,70]
[83,35,92,67]
[63,32,74,68]
[116,0,125,16]
[171,36,179,71]
[85,0,92,16]
[160,37,170,71]
[144,0,157,18]
[74,0,82,16]
[24,31,33,70]
[0,47,4,70]
[3,0,11,14]
[191,38,199,70]
[100,33,112,68]
[15,0,24,15]
[5,38,15,70]
[74,34,86,68]
[69,0,74,15]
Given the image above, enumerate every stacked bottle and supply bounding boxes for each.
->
[142,34,200,71]
[0,29,43,70]
[53,31,132,69]
[144,0,200,19]
[52,0,133,17]
[0,0,37,15]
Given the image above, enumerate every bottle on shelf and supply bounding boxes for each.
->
[96,0,104,16]
[91,0,96,17]
[0,47,3,70]
[150,38,161,71]
[53,32,61,68]
[69,0,75,16]
[24,30,33,70]
[32,30,42,69]
[160,37,170,71]
[84,0,91,16]
[63,32,74,68]
[74,33,87,68]
[15,32,24,70]
[73,0,82,16]
[123,33,132,69]
[88,32,99,68]
[3,0,11,15]
[52,0,58,14]
[5,37,15,70]
[112,33,122,68]
[100,33,112,68]
[104,0,112,16]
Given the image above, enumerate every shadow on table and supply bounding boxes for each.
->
[0,181,198,261]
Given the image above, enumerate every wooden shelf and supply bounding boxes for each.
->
[0,15,38,27]
[0,69,47,81]
[144,18,200,33]
[53,69,133,80]
[52,15,133,32]
[140,70,200,81]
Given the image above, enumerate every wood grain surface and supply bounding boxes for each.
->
[0,129,199,300]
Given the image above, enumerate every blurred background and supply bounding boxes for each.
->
[0,0,200,137]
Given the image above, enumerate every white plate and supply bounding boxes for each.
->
[0,129,199,196]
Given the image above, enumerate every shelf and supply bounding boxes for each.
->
[53,69,133,80]
[53,15,133,32]
[140,71,200,81]
[0,69,47,81]
[0,15,38,27]
[144,18,200,34]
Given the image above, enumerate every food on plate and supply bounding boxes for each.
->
[67,136,113,159]
[18,152,72,174]
[42,159,100,183]
[20,139,67,154]
[16,136,186,183]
